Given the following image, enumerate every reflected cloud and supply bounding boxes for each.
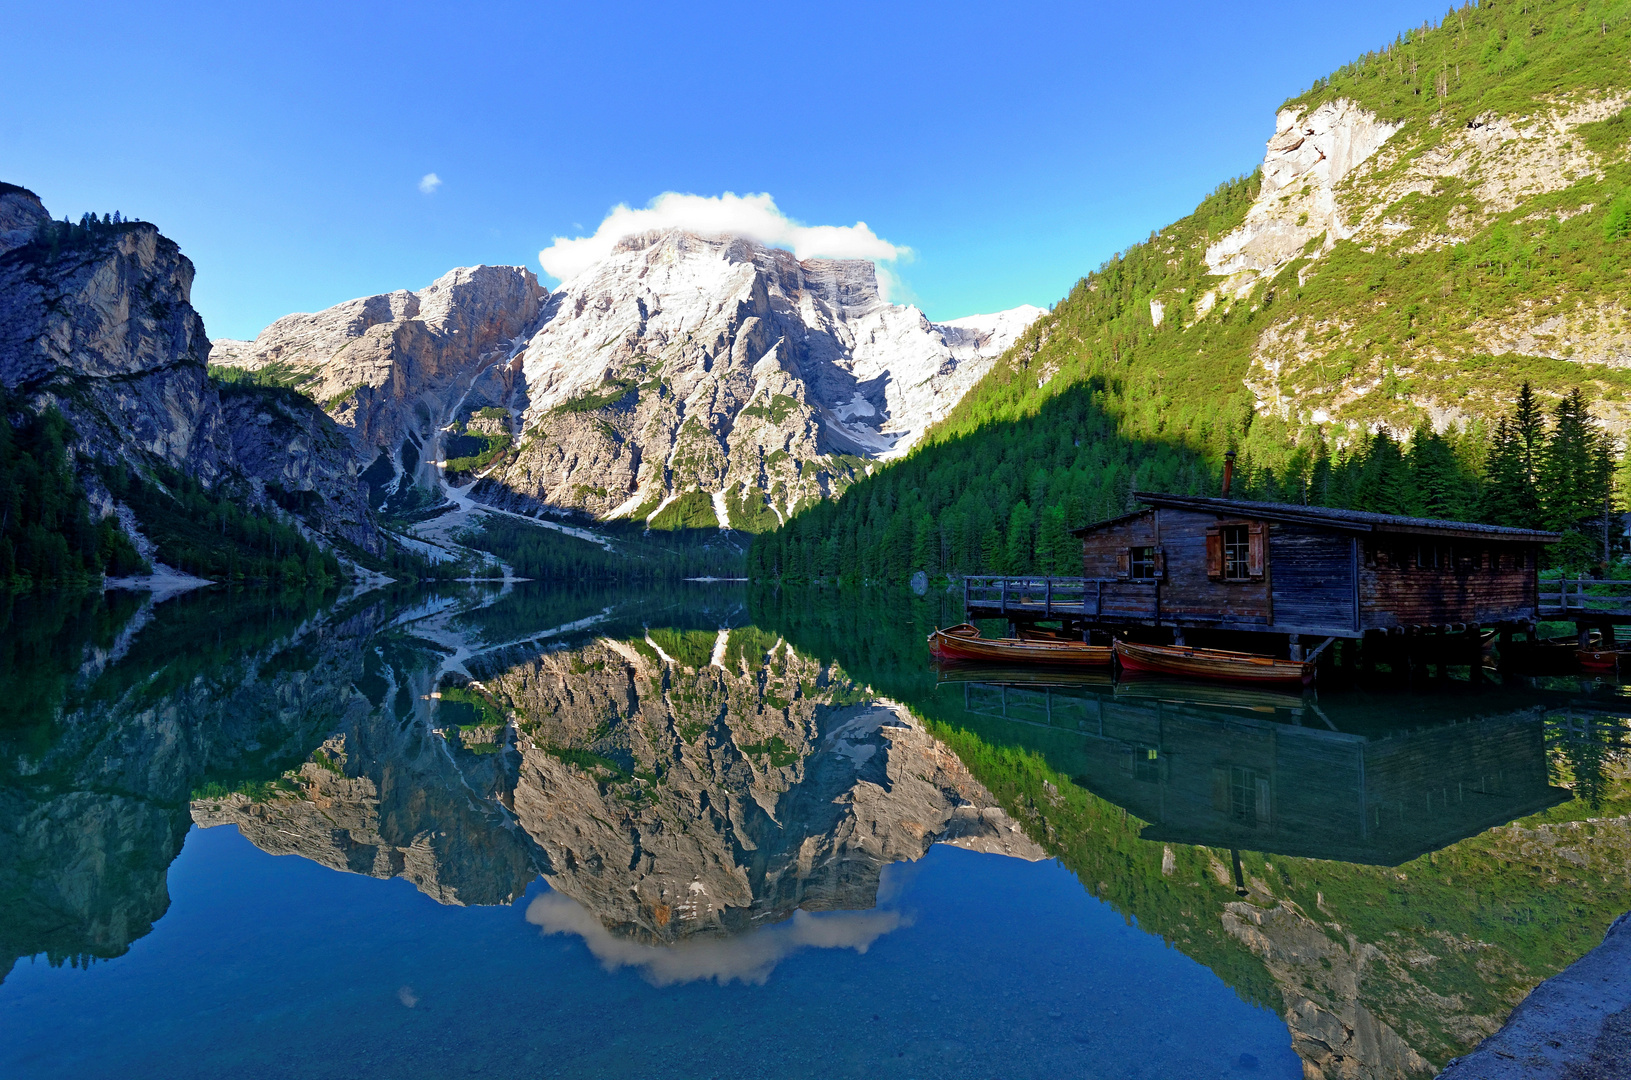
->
[525,890,909,986]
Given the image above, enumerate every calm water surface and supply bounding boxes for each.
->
[1,582,1627,1079]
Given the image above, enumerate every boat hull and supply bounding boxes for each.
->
[1113,640,1314,687]
[928,625,1112,667]
[1577,648,1621,674]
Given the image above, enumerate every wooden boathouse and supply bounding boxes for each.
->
[964,489,1559,661]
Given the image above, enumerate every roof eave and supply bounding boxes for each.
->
[1127,491,1560,544]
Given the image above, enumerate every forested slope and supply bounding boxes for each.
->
[752,0,1631,583]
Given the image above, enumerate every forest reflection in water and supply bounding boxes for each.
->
[0,580,1628,1080]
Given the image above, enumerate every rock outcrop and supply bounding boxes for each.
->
[209,264,547,487]
[0,186,382,554]
[1205,99,1401,286]
[0,184,49,256]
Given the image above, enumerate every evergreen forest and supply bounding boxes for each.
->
[0,392,144,590]
[462,516,746,583]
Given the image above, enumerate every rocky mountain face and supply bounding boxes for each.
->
[1197,88,1631,436]
[0,184,381,555]
[212,229,1039,529]
[210,264,546,500]
[493,230,1041,526]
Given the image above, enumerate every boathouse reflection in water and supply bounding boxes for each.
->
[944,674,1572,866]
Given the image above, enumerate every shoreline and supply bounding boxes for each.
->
[1438,910,1631,1078]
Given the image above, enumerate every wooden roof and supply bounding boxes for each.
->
[1070,492,1560,543]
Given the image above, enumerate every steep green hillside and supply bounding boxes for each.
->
[753,0,1631,582]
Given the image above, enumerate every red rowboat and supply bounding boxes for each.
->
[1577,648,1623,674]
[1113,639,1315,687]
[927,623,1113,666]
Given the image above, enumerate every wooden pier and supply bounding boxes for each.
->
[1540,578,1631,644]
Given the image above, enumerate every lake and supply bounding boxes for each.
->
[2,581,1627,1079]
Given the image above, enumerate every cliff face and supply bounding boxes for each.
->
[0,186,381,554]
[0,207,231,479]
[210,264,547,480]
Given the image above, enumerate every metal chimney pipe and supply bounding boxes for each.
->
[1221,450,1236,499]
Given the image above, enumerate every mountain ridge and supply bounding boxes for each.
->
[210,227,1042,531]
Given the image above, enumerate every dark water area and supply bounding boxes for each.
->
[1,582,1628,1079]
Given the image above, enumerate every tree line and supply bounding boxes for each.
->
[748,381,1623,584]
[1,392,145,590]
[105,463,344,588]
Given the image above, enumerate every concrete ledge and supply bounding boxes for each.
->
[1438,911,1631,1079]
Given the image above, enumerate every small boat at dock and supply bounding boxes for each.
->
[1113,639,1315,687]
[1576,647,1626,674]
[927,623,1113,666]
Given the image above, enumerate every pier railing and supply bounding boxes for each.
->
[962,576,1121,618]
[1541,577,1631,619]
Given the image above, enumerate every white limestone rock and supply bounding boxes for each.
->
[492,229,1041,524]
[1206,99,1401,285]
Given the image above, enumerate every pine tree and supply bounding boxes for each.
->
[1480,418,1528,526]
[1004,500,1035,573]
[1353,432,1414,515]
[1540,388,1613,533]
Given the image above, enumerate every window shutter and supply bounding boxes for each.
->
[1116,550,1130,579]
[1247,522,1266,579]
[1211,768,1229,812]
[1205,528,1223,580]
[1153,547,1166,579]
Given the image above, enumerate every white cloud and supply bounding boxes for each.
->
[525,890,908,986]
[418,173,442,195]
[538,192,909,286]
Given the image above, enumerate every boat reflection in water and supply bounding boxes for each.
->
[938,669,1570,866]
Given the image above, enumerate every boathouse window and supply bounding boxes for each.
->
[1130,546,1157,580]
[1223,528,1250,579]
[1206,523,1264,581]
[1211,766,1271,826]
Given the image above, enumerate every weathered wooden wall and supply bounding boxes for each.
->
[1358,539,1541,628]
[1269,525,1356,632]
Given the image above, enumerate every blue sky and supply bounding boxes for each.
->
[3,0,1449,340]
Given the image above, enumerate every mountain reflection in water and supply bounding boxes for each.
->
[1,581,1628,1080]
